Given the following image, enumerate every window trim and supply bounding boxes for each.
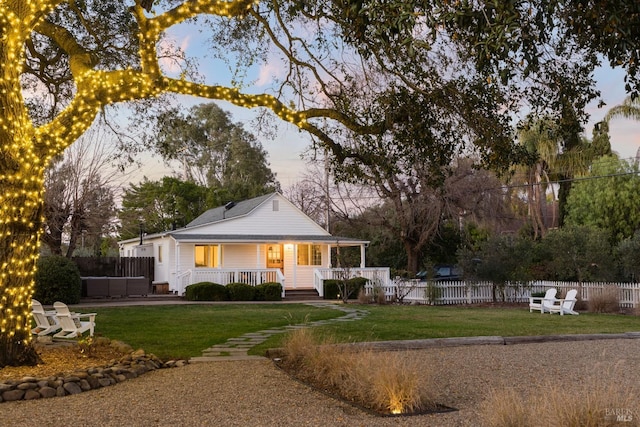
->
[194,244,220,268]
[297,244,322,266]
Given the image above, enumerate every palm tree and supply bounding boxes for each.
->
[605,97,640,123]
[512,118,591,238]
[513,120,559,239]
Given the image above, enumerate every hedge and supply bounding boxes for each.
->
[34,255,82,304]
[254,282,282,301]
[184,282,229,301]
[227,282,256,301]
[184,281,283,301]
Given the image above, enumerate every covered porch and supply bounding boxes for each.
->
[169,235,374,295]
[173,266,392,298]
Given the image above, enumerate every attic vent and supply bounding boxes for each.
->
[224,201,235,210]
[272,200,279,211]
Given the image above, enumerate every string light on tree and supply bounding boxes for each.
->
[0,0,340,367]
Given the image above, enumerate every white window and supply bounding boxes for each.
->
[195,245,220,268]
[297,244,322,266]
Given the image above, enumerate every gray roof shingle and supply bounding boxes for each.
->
[185,193,274,228]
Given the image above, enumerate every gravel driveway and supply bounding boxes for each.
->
[3,339,640,427]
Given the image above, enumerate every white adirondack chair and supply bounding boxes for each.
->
[31,299,61,336]
[549,289,579,316]
[529,288,557,314]
[52,301,97,338]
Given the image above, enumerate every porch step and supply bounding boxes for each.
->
[284,289,323,301]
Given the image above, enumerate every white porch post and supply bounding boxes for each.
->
[256,244,260,268]
[360,244,366,268]
[326,244,332,268]
[292,244,297,289]
[174,242,181,293]
[217,244,222,267]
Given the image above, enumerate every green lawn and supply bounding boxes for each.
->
[251,305,640,354]
[86,304,344,359]
[85,303,640,360]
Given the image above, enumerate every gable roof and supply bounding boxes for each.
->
[119,192,368,247]
[185,193,274,228]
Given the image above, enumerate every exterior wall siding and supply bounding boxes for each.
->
[178,243,195,270]
[220,244,260,269]
[184,195,329,236]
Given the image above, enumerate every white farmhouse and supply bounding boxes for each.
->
[118,192,390,297]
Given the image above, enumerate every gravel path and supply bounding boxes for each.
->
[3,338,640,426]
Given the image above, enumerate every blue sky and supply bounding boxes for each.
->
[125,24,640,188]
[125,22,312,187]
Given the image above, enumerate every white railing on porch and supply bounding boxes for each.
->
[381,279,640,308]
[313,267,391,297]
[175,268,285,297]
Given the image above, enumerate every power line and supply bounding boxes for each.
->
[328,169,640,199]
[501,170,640,191]
[321,155,640,199]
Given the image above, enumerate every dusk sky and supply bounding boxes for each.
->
[122,24,640,189]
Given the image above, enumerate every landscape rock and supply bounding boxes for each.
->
[38,386,57,398]
[2,389,25,401]
[63,382,83,395]
[0,349,188,404]
[24,389,40,400]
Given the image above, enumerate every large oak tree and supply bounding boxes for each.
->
[1,0,638,367]
[0,0,379,367]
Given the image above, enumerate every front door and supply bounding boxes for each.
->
[266,244,284,272]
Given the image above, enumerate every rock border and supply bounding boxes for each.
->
[0,348,188,403]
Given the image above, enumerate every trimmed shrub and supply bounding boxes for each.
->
[227,282,256,301]
[323,277,368,300]
[34,255,82,304]
[255,282,282,301]
[184,282,229,301]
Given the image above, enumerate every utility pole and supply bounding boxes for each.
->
[324,150,330,233]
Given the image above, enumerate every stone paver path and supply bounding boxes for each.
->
[190,303,368,362]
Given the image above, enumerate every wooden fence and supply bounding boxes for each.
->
[365,279,640,308]
[72,257,155,281]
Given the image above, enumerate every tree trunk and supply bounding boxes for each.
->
[0,87,43,366]
[403,240,420,275]
[558,179,572,227]
[0,178,43,367]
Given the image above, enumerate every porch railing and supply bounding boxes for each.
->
[175,268,285,297]
[313,267,391,297]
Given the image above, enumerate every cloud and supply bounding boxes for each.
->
[158,34,191,75]
[255,61,286,87]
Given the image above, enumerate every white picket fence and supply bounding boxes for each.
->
[364,279,640,308]
[313,267,391,297]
